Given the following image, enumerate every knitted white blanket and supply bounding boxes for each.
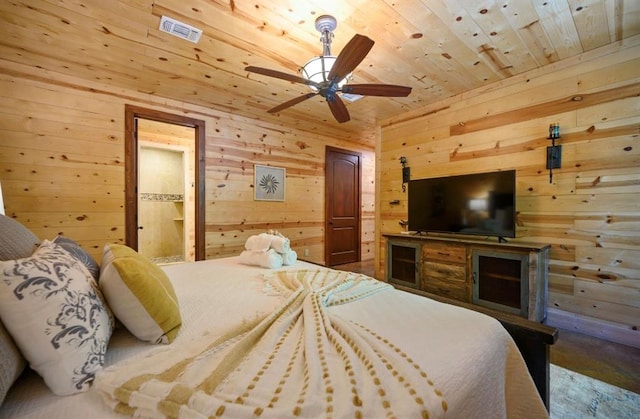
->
[95,269,448,418]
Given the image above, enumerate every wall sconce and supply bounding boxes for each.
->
[546,123,562,183]
[400,156,410,192]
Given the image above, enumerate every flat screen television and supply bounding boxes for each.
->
[408,170,516,238]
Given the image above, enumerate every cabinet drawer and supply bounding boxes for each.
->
[422,243,466,264]
[421,275,469,302]
[423,261,466,282]
[422,261,468,302]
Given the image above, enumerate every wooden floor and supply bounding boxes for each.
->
[550,328,640,394]
[334,259,640,394]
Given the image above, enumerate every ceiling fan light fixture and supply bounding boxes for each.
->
[300,56,351,91]
[300,15,360,101]
[244,14,408,123]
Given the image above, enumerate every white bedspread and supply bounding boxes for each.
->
[0,257,547,418]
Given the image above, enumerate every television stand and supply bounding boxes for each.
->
[383,233,549,322]
[498,236,508,243]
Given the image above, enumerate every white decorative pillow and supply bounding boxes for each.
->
[100,244,181,344]
[0,240,113,396]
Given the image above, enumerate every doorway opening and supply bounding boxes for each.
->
[138,141,190,263]
[124,105,206,261]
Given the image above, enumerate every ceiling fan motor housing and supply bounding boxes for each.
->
[315,15,337,34]
[315,15,337,56]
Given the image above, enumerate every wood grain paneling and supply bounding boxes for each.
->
[0,65,375,266]
[0,1,638,146]
[377,38,640,347]
[0,0,637,346]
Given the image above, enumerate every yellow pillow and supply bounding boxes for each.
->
[99,244,181,344]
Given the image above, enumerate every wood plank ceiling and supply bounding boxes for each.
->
[1,0,639,146]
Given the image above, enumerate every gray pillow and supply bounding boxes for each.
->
[0,320,26,405]
[53,235,100,282]
[0,215,36,404]
[0,215,40,261]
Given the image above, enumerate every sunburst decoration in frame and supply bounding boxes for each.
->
[254,164,285,201]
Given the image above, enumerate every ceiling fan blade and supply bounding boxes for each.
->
[327,34,375,83]
[341,84,412,97]
[245,66,320,89]
[268,92,318,114]
[327,95,350,123]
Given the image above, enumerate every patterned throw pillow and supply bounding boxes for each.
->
[52,235,100,282]
[100,243,181,344]
[0,240,113,396]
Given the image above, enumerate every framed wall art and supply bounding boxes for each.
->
[254,164,285,201]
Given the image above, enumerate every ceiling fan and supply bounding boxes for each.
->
[245,15,412,123]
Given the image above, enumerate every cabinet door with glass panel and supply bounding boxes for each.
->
[386,241,420,289]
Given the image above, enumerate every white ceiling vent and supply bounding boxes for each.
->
[341,93,363,103]
[159,16,202,43]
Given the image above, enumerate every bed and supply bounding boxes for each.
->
[0,215,548,418]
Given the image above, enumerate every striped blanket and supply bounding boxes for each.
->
[95,269,448,418]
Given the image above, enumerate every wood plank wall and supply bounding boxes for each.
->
[376,37,640,347]
[0,61,375,266]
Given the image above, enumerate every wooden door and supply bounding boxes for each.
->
[325,147,361,266]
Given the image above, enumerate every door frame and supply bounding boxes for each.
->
[324,146,362,266]
[124,105,206,260]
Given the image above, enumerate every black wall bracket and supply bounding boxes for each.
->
[546,144,562,169]
[402,166,411,183]
[546,137,562,183]
[400,156,410,192]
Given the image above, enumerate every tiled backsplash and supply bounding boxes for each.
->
[140,193,184,202]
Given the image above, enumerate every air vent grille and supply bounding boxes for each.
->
[159,16,202,43]
[341,93,363,103]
